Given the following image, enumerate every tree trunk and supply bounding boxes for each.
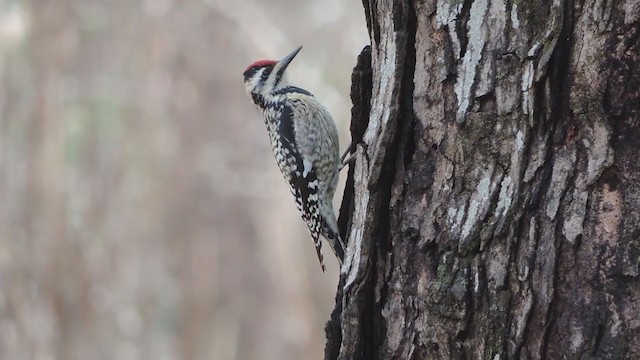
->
[327,0,639,359]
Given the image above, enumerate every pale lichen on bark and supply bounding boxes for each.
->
[458,172,496,242]
[453,0,488,123]
[342,146,369,290]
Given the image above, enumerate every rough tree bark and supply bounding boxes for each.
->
[327,0,639,359]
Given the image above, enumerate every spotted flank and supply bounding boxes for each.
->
[267,103,328,271]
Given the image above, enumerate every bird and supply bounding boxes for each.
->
[243,46,346,271]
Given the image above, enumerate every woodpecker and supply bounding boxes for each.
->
[243,46,345,271]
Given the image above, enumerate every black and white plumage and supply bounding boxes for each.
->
[243,46,345,271]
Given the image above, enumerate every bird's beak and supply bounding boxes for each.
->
[279,46,302,68]
[275,46,303,76]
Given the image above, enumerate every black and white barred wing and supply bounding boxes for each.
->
[271,105,326,271]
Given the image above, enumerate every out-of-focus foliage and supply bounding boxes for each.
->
[0,0,367,359]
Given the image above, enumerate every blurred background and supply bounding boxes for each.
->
[0,0,368,359]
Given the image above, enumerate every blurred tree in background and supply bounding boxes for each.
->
[0,1,367,359]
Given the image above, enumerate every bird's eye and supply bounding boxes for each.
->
[260,67,272,81]
[244,65,266,80]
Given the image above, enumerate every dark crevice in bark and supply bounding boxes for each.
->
[508,221,530,358]
[338,46,372,242]
[475,92,497,113]
[538,0,576,356]
[402,115,417,170]
[542,216,569,358]
[325,285,343,360]
[455,270,475,343]
[503,1,515,53]
[364,266,381,360]
[593,322,606,355]
[441,72,458,126]
[351,47,380,359]
[456,0,472,59]
[327,45,372,360]
[525,139,553,212]
[525,0,573,212]
[598,166,620,191]
[368,0,381,46]
[546,0,574,126]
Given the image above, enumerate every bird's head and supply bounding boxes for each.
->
[243,46,302,106]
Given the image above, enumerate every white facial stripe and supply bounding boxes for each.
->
[245,67,265,95]
[254,68,266,88]
[266,63,281,91]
